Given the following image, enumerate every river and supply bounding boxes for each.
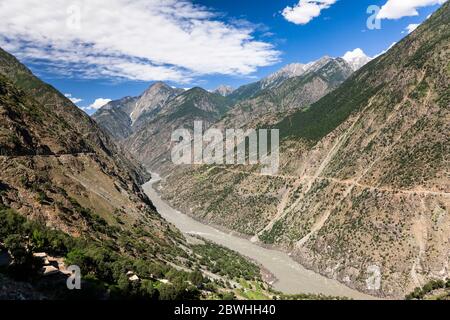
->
[142,173,375,300]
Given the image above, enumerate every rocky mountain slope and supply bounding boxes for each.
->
[94,56,354,175]
[131,82,184,124]
[228,56,354,103]
[0,48,269,300]
[214,85,234,97]
[0,45,180,256]
[220,57,353,129]
[92,83,184,141]
[159,3,450,298]
[124,87,231,172]
[91,96,138,140]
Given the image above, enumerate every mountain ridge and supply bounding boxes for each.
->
[214,85,234,97]
[0,47,280,301]
[123,86,232,171]
[93,56,355,175]
[93,54,356,139]
[219,57,354,130]
[158,2,450,298]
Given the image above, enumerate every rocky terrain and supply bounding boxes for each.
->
[92,82,184,141]
[0,48,274,300]
[227,56,354,104]
[3,0,447,303]
[158,3,450,298]
[219,57,354,129]
[0,47,155,232]
[93,84,232,172]
[214,85,235,97]
[123,87,232,173]
[94,56,355,174]
[91,96,138,140]
[131,82,185,125]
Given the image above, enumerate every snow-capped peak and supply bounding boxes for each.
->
[342,48,372,71]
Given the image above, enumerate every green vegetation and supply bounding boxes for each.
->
[275,1,449,146]
[228,81,261,103]
[2,206,297,301]
[0,206,207,300]
[405,279,450,300]
[235,280,270,300]
[259,220,285,245]
[0,206,75,279]
[192,240,261,281]
[408,79,429,100]
[276,68,383,144]
[167,87,231,122]
[0,198,355,301]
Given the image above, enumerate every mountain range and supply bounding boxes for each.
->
[93,55,357,172]
[0,47,274,300]
[103,3,448,298]
[0,2,448,300]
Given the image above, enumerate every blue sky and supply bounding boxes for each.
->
[0,0,445,114]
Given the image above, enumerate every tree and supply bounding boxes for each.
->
[4,234,41,279]
[221,292,236,300]
[189,270,204,287]
[140,280,159,300]
[158,283,179,300]
[117,274,130,293]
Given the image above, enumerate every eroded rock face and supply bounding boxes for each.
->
[131,82,184,124]
[92,97,137,140]
[93,56,353,175]
[92,82,183,141]
[0,46,184,259]
[220,57,354,130]
[124,87,231,173]
[158,3,450,298]
[228,56,352,103]
[214,85,234,97]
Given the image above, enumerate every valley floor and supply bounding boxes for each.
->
[142,173,376,300]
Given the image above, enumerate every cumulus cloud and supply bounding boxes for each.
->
[0,0,280,83]
[377,0,446,20]
[89,98,112,110]
[405,23,420,33]
[64,93,83,104]
[282,0,337,25]
[342,48,369,61]
[342,48,373,70]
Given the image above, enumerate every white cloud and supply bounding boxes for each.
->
[405,23,420,33]
[377,0,446,20]
[342,48,368,61]
[89,98,112,110]
[342,48,373,70]
[64,93,83,104]
[0,0,280,83]
[282,0,337,25]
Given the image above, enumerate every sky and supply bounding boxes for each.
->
[0,0,446,114]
